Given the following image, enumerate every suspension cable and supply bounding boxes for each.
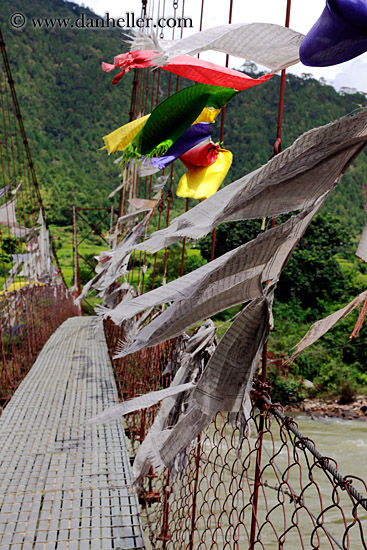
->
[0,25,66,286]
[265,396,367,513]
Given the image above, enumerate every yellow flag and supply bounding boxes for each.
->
[177,148,233,200]
[193,106,221,124]
[102,114,150,154]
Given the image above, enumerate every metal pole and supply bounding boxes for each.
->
[189,435,202,550]
[249,2,292,545]
[72,206,82,313]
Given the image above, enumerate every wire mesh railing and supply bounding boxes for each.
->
[104,317,178,454]
[0,284,80,405]
[104,335,367,550]
[144,402,367,550]
[103,319,367,550]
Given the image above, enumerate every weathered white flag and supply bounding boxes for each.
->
[109,201,325,357]
[128,22,305,72]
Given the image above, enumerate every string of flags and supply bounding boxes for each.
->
[85,4,367,490]
[102,4,367,201]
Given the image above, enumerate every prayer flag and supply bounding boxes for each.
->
[177,148,233,199]
[180,141,220,168]
[127,23,304,72]
[103,49,273,89]
[300,0,367,67]
[146,122,213,170]
[122,84,237,161]
[102,114,150,155]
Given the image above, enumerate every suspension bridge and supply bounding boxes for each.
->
[0,0,367,549]
[0,317,144,549]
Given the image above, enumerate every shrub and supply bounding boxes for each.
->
[338,379,357,405]
[267,367,306,404]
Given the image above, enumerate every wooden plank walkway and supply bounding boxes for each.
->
[0,317,145,550]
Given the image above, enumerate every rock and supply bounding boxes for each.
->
[284,396,367,420]
[302,379,314,389]
[342,409,358,419]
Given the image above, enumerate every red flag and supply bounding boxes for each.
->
[180,141,220,169]
[102,49,273,89]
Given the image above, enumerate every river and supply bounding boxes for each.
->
[294,414,367,479]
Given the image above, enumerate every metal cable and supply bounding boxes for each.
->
[0,25,66,286]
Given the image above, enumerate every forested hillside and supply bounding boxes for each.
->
[1,0,133,225]
[2,0,367,401]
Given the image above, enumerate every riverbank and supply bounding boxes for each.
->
[284,395,367,420]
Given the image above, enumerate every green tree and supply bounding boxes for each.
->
[276,214,352,310]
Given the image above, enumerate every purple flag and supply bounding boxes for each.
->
[143,122,213,170]
[300,0,367,67]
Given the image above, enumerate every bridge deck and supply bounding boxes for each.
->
[0,316,145,550]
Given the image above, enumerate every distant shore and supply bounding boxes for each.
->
[284,395,367,421]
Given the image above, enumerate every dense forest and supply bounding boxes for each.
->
[2,0,367,402]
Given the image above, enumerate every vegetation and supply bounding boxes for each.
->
[2,0,367,402]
